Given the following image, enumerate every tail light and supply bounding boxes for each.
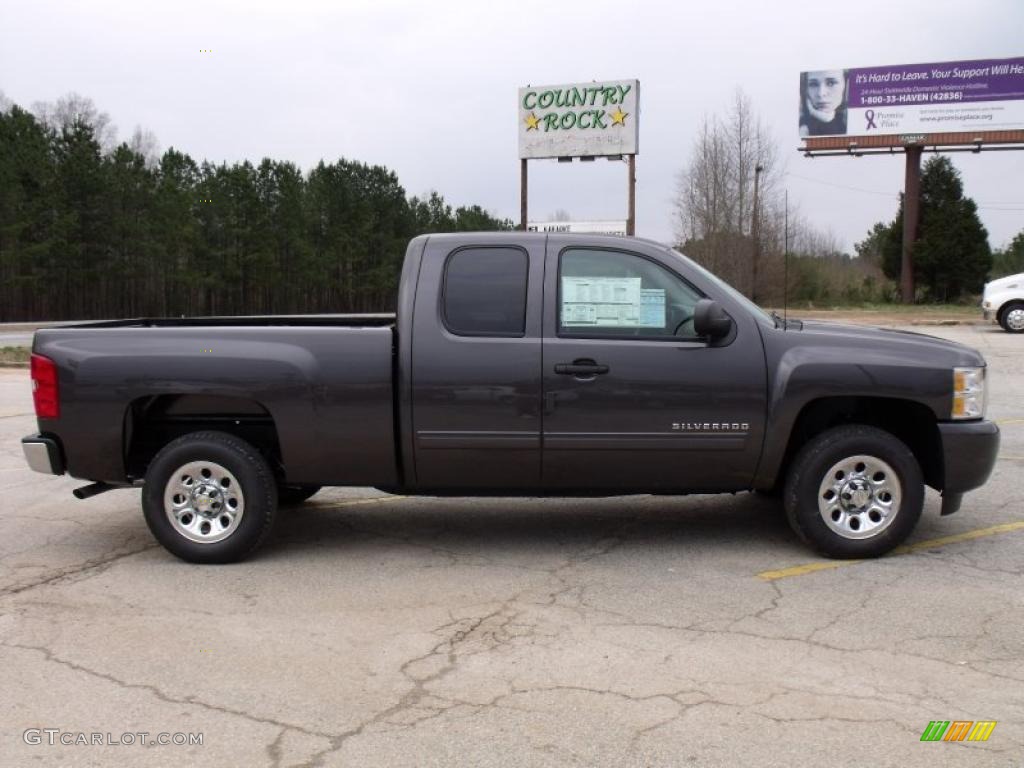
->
[31,354,60,419]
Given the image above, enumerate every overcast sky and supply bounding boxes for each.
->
[2,0,1022,251]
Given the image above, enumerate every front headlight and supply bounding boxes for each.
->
[952,366,986,419]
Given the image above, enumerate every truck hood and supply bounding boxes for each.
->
[984,273,1023,294]
[787,320,986,368]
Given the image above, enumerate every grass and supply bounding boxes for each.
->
[0,346,30,365]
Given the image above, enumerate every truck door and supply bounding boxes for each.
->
[541,239,768,491]
[410,235,544,489]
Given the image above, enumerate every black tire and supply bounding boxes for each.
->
[142,431,278,563]
[277,484,321,506]
[998,301,1024,333]
[784,425,924,559]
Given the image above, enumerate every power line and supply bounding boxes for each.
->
[785,172,1024,210]
[785,172,897,198]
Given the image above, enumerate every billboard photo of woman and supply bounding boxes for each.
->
[799,69,849,137]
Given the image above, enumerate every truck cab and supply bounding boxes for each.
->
[405,233,768,493]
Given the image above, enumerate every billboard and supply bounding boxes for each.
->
[519,79,639,159]
[799,57,1024,139]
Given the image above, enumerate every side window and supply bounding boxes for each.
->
[443,247,529,336]
[559,248,703,338]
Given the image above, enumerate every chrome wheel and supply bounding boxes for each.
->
[163,460,245,544]
[1006,307,1024,332]
[817,454,901,540]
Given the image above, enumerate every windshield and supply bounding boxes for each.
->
[663,246,775,324]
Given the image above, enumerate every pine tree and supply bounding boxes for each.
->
[915,157,991,301]
[52,117,110,318]
[873,156,990,302]
[0,106,57,319]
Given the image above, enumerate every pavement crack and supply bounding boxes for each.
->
[0,541,160,598]
[2,642,335,745]
[266,727,288,768]
[294,602,524,767]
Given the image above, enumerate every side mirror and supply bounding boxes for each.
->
[693,299,733,340]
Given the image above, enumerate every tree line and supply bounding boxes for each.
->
[4,90,1020,322]
[992,231,1024,279]
[0,93,511,321]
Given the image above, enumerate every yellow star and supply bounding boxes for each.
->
[524,112,540,131]
[610,107,628,126]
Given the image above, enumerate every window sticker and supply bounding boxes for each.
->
[562,276,643,326]
[639,289,666,328]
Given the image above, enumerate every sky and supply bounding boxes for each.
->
[2,0,1022,252]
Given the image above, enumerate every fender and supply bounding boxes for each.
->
[754,339,956,488]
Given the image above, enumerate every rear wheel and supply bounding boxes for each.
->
[142,431,277,563]
[784,425,923,558]
[998,301,1024,333]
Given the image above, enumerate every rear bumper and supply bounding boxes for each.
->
[21,434,65,475]
[938,420,999,494]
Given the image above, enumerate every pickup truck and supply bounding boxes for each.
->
[982,272,1024,332]
[22,233,1000,563]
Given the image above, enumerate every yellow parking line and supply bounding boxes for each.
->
[1000,455,1024,461]
[997,418,1024,425]
[892,521,1024,553]
[758,521,1024,581]
[758,561,861,580]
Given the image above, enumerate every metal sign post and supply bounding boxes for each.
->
[520,159,528,230]
[901,145,922,303]
[627,154,636,236]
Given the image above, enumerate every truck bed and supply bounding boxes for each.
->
[32,321,399,487]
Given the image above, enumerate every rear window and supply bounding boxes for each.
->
[443,247,528,336]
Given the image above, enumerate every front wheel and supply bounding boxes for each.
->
[142,431,278,563]
[784,425,924,558]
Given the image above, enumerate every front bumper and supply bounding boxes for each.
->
[938,420,999,495]
[22,434,65,475]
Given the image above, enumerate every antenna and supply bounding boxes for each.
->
[783,190,789,325]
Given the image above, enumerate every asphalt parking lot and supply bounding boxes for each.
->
[1,323,1021,767]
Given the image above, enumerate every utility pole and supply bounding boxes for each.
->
[751,164,764,302]
[784,189,789,323]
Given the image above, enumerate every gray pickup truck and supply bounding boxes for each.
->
[22,233,999,563]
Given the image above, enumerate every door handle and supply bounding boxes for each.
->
[554,360,609,376]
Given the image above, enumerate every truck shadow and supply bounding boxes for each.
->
[261,492,799,560]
